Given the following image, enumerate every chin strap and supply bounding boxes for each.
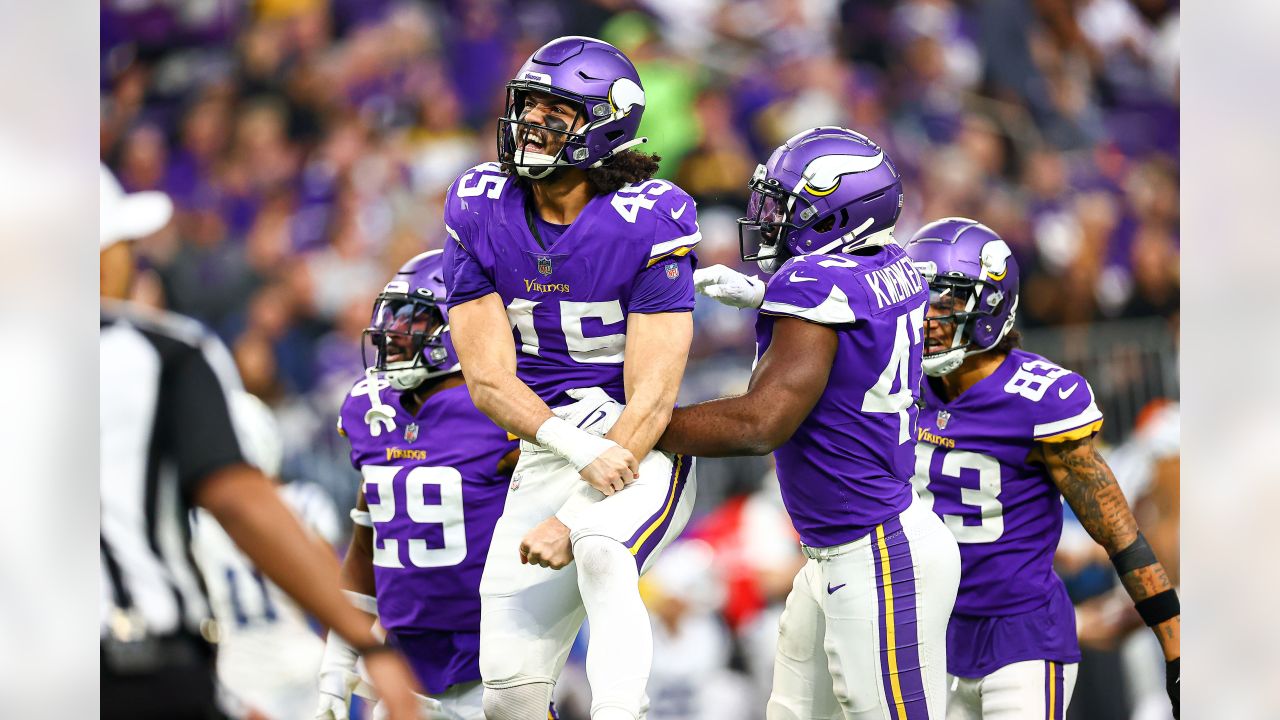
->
[588,136,649,168]
[922,348,966,377]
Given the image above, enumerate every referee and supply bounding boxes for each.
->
[99,165,420,720]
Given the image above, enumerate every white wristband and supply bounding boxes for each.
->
[536,416,618,471]
[319,629,360,677]
[342,590,379,616]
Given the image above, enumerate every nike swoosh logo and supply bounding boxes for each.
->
[790,272,817,283]
[827,583,846,594]
[671,203,687,220]
[577,408,607,431]
[1058,383,1079,400]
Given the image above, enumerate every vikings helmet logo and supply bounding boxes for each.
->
[800,152,886,196]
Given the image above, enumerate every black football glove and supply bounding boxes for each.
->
[1166,657,1179,718]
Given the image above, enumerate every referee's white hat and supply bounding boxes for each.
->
[100,163,173,249]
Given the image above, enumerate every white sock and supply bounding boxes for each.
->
[482,682,553,720]
[573,535,652,720]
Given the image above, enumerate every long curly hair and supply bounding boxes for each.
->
[501,149,662,195]
[995,327,1022,354]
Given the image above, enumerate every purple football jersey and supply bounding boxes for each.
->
[442,162,699,406]
[913,348,1103,676]
[755,244,928,548]
[338,377,516,636]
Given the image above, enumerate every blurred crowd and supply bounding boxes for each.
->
[100,0,1179,718]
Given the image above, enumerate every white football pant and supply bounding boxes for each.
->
[767,495,960,720]
[946,661,1078,720]
[479,438,696,708]
[372,680,485,720]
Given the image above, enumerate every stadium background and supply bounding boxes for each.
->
[99,0,1179,718]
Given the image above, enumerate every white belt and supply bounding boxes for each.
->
[801,533,875,561]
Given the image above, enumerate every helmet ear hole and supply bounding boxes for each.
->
[814,215,836,233]
[838,207,850,230]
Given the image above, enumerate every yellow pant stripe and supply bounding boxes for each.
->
[876,524,908,720]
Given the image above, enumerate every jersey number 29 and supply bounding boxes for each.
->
[362,465,467,568]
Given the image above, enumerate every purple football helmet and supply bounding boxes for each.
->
[739,127,903,272]
[498,36,647,179]
[903,217,1020,376]
[362,249,460,390]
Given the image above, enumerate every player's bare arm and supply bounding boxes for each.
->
[451,291,638,495]
[317,488,380,718]
[1039,436,1180,661]
[608,310,694,459]
[449,292,556,440]
[340,489,377,600]
[658,316,835,456]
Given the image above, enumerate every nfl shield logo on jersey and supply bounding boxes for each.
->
[665,262,680,279]
[537,256,553,276]
[404,423,419,442]
[936,410,951,430]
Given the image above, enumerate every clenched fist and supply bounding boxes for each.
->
[520,516,575,569]
[579,444,638,495]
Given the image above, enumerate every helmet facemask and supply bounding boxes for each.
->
[362,294,451,391]
[499,84,592,180]
[919,273,1013,377]
[738,164,815,274]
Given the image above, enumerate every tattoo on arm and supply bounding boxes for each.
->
[1045,437,1179,652]
[1045,437,1138,556]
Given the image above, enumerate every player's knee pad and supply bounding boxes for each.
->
[572,535,633,582]
[482,682,553,720]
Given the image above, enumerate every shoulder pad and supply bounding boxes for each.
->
[445,162,512,248]
[601,179,700,264]
[647,183,700,267]
[1000,353,1104,442]
[759,254,862,325]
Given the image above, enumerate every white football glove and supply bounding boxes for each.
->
[694,264,766,309]
[553,387,625,437]
[314,631,363,719]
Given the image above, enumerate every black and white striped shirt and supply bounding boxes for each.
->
[100,300,249,640]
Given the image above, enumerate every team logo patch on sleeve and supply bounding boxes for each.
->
[665,262,680,279]
[936,410,951,430]
[404,423,419,442]
[537,256,553,276]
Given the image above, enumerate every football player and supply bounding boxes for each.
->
[192,391,339,720]
[313,250,521,720]
[661,127,961,719]
[443,37,700,720]
[902,218,1179,719]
